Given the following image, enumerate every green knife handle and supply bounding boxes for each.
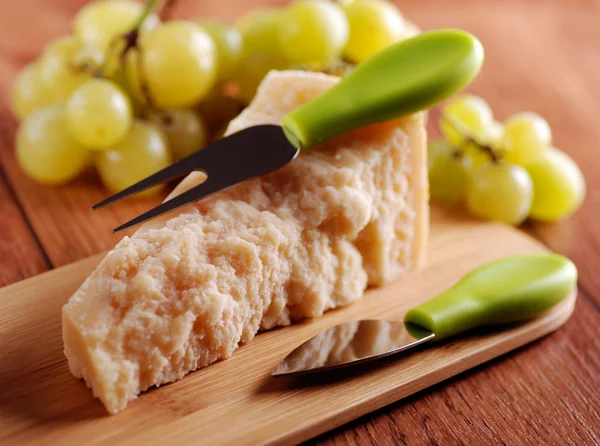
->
[280,29,484,149]
[404,253,577,341]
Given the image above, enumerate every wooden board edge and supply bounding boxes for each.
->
[273,290,577,446]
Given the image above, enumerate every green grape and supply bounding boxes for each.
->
[486,120,504,147]
[427,139,471,205]
[526,148,585,222]
[462,140,491,170]
[465,163,533,225]
[342,0,406,63]
[105,47,146,115]
[37,38,91,104]
[232,52,290,103]
[104,43,146,110]
[439,94,494,147]
[102,37,133,81]
[196,92,245,134]
[43,36,82,60]
[65,78,132,150]
[237,9,284,57]
[43,35,104,69]
[95,120,172,197]
[499,112,551,166]
[16,103,89,185]
[73,0,159,53]
[140,21,217,108]
[197,20,243,82]
[150,109,208,160]
[278,0,349,68]
[233,9,290,102]
[11,63,46,120]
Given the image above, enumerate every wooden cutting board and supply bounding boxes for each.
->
[0,207,576,446]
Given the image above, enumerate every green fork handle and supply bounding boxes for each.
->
[404,253,577,341]
[281,29,484,149]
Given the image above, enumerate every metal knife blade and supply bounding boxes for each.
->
[271,320,434,377]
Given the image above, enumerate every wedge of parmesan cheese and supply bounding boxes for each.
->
[62,70,428,414]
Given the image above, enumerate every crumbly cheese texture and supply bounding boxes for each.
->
[62,70,428,414]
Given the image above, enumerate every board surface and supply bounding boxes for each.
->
[0,207,576,446]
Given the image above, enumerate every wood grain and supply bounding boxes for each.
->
[0,164,49,285]
[0,1,599,445]
[0,209,577,445]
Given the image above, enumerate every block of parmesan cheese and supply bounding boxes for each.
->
[62,70,428,414]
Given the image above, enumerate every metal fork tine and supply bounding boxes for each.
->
[92,157,197,210]
[92,125,292,210]
[98,125,298,231]
[112,177,223,232]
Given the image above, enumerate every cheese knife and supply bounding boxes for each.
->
[272,253,577,377]
[93,29,484,232]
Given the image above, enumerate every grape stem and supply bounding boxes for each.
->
[98,0,164,79]
[441,117,501,164]
[101,0,174,115]
[119,0,160,57]
[131,0,161,35]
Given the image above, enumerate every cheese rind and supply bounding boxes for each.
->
[62,70,428,414]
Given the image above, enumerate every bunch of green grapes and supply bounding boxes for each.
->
[428,95,585,224]
[10,0,418,196]
[232,0,417,100]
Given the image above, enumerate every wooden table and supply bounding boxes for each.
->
[0,0,599,444]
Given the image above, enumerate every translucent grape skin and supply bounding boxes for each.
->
[197,20,243,82]
[42,35,103,74]
[37,36,92,104]
[439,94,494,147]
[140,21,217,108]
[95,120,172,197]
[466,163,533,226]
[16,103,89,185]
[65,78,132,150]
[233,52,290,103]
[150,109,208,161]
[233,9,290,102]
[236,9,284,57]
[11,63,45,120]
[500,112,552,166]
[73,0,159,53]
[428,139,471,205]
[342,0,406,63]
[488,120,504,146]
[42,35,82,61]
[278,0,349,68]
[112,47,147,112]
[526,148,585,222]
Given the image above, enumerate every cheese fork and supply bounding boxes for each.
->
[272,253,577,377]
[93,29,484,232]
